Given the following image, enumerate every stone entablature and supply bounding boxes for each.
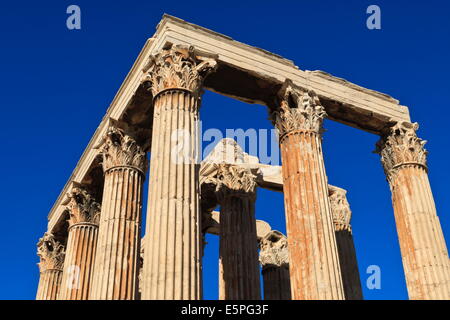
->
[202,210,272,240]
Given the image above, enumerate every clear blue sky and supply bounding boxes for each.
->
[0,0,449,300]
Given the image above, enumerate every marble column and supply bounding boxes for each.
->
[215,164,261,300]
[90,125,147,300]
[376,121,450,300]
[58,186,100,300]
[36,233,65,300]
[328,186,363,300]
[271,80,344,300]
[141,44,217,300]
[259,231,291,300]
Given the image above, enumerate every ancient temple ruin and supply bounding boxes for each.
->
[36,15,450,300]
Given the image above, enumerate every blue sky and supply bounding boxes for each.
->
[0,0,449,300]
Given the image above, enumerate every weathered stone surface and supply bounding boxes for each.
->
[215,164,260,300]
[328,186,363,300]
[273,81,344,300]
[200,140,264,300]
[58,186,100,300]
[90,125,146,300]
[141,44,217,300]
[36,233,65,300]
[99,124,147,174]
[376,122,450,300]
[142,44,217,98]
[377,122,427,179]
[201,143,361,300]
[259,231,291,300]
[271,81,326,136]
[201,161,260,300]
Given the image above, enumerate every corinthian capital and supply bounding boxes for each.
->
[66,186,100,226]
[37,233,65,272]
[100,125,147,174]
[376,121,428,176]
[328,186,352,232]
[214,164,257,202]
[259,231,289,270]
[142,44,217,97]
[271,80,326,138]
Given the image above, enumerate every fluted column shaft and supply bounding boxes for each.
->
[390,166,450,299]
[91,167,144,299]
[262,267,291,300]
[280,133,343,299]
[334,230,362,299]
[143,89,202,300]
[59,187,100,300]
[218,185,260,300]
[329,186,362,300]
[141,44,217,300]
[377,122,450,299]
[90,126,147,300]
[272,82,344,300]
[59,224,98,299]
[36,233,65,300]
[37,269,63,300]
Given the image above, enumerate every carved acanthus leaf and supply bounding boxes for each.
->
[271,81,326,138]
[328,186,352,232]
[66,186,101,226]
[142,44,217,97]
[259,231,289,269]
[37,233,65,272]
[214,164,257,201]
[376,122,428,176]
[100,126,147,173]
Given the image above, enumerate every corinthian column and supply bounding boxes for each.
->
[328,186,363,300]
[271,80,344,300]
[215,164,260,300]
[376,122,450,300]
[36,233,65,300]
[58,186,100,300]
[90,126,147,300]
[141,44,217,300]
[259,231,291,300]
